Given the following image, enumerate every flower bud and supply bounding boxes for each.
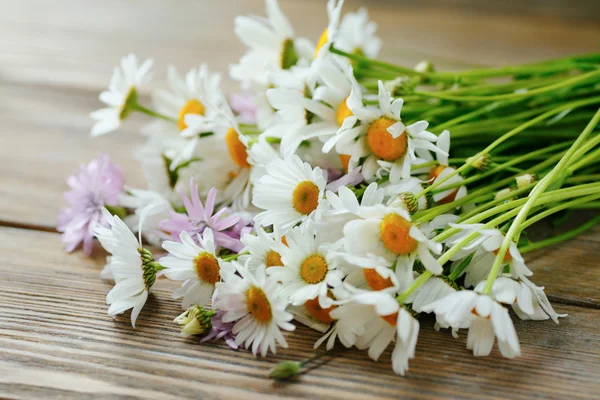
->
[268,360,303,380]
[515,173,536,189]
[174,305,215,336]
[414,60,435,74]
[467,153,492,171]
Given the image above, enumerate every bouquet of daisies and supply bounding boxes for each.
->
[58,0,600,377]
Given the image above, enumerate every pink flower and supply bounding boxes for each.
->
[201,309,240,349]
[229,92,257,124]
[57,154,124,255]
[158,180,242,251]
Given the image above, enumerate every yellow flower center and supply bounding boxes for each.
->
[380,311,399,327]
[380,213,418,255]
[194,252,220,285]
[428,165,458,204]
[314,28,329,58]
[336,96,353,127]
[300,254,328,284]
[363,269,394,291]
[367,117,408,161]
[265,250,284,268]
[304,296,336,324]
[339,154,351,173]
[246,286,272,323]
[292,180,320,215]
[178,99,205,131]
[225,127,251,168]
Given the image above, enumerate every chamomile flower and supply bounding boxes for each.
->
[90,54,153,136]
[161,229,235,309]
[326,81,445,183]
[152,64,222,133]
[230,0,313,88]
[329,287,420,376]
[267,228,344,307]
[253,155,328,233]
[92,207,157,327]
[288,293,337,333]
[411,276,458,314]
[240,226,289,272]
[214,262,295,356]
[422,290,521,358]
[335,7,382,58]
[343,205,444,275]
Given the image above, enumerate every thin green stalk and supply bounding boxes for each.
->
[132,103,175,122]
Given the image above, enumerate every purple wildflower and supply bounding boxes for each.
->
[158,179,241,251]
[201,309,240,349]
[229,92,257,124]
[57,154,124,255]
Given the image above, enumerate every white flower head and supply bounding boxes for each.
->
[343,204,444,275]
[241,227,289,272]
[161,229,235,309]
[230,0,313,88]
[335,7,382,59]
[253,155,328,233]
[422,290,521,358]
[267,227,344,307]
[91,54,153,136]
[214,262,295,356]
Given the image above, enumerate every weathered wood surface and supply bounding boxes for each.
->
[1,227,599,399]
[1,0,600,398]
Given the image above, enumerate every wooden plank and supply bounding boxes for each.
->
[1,226,599,399]
[0,0,599,90]
[0,82,146,229]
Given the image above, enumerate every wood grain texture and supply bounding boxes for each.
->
[1,226,599,399]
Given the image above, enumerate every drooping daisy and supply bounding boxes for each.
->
[161,229,234,309]
[267,227,344,307]
[288,288,340,333]
[475,276,565,323]
[92,207,158,327]
[58,154,124,256]
[445,223,533,285]
[253,155,328,233]
[324,80,445,183]
[230,0,313,88]
[214,262,295,356]
[240,227,289,272]
[90,54,153,136]
[422,290,521,358]
[384,177,431,214]
[329,287,420,376]
[343,204,444,275]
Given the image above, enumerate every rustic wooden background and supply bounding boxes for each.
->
[1,0,599,398]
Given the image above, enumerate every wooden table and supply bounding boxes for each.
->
[1,1,600,398]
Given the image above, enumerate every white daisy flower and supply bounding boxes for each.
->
[267,227,344,307]
[90,54,153,136]
[240,227,289,272]
[288,292,338,334]
[214,262,295,356]
[317,182,384,244]
[160,229,235,309]
[343,204,444,275]
[335,7,382,58]
[230,0,313,88]
[384,177,431,213]
[324,80,445,182]
[328,287,420,376]
[411,276,457,313]
[475,276,565,323]
[422,290,521,358]
[253,155,328,233]
[152,64,222,133]
[92,207,156,327]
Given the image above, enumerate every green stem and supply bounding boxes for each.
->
[132,103,176,122]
